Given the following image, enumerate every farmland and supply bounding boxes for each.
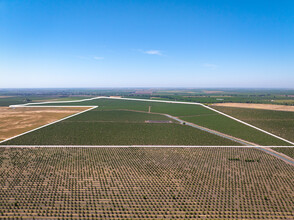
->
[3,88,294,106]
[0,147,293,219]
[24,98,290,146]
[211,106,294,143]
[2,110,237,146]
[135,88,294,105]
[179,114,286,146]
[211,103,294,112]
[0,107,89,142]
[0,93,94,107]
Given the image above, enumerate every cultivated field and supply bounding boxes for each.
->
[2,110,237,146]
[211,106,294,144]
[20,98,289,146]
[0,147,293,219]
[0,107,89,142]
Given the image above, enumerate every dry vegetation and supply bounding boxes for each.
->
[0,147,293,219]
[0,107,89,141]
[211,103,294,112]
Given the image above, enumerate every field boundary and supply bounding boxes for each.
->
[2,96,294,165]
[1,145,293,166]
[0,106,97,144]
[106,97,294,145]
[87,108,256,146]
[6,96,294,146]
[164,114,256,146]
[203,105,294,145]
[3,145,293,148]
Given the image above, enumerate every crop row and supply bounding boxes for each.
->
[26,98,289,146]
[0,147,293,219]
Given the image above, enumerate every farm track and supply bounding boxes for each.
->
[164,115,257,146]
[71,108,256,146]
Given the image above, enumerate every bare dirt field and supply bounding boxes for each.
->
[211,103,294,112]
[0,107,90,141]
[0,96,14,98]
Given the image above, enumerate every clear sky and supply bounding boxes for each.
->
[1,0,294,88]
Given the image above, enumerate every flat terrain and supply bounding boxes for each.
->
[0,147,293,219]
[212,106,294,144]
[24,98,290,146]
[212,103,294,112]
[272,147,294,159]
[0,95,94,107]
[2,109,237,145]
[0,107,89,142]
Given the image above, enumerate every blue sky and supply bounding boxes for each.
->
[1,0,294,88]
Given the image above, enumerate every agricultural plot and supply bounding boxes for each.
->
[0,107,89,142]
[0,96,32,106]
[2,110,237,146]
[23,98,290,146]
[211,106,294,144]
[179,114,287,146]
[28,98,211,116]
[0,147,293,219]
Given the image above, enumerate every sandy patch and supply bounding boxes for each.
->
[0,96,14,98]
[211,103,294,112]
[0,107,90,141]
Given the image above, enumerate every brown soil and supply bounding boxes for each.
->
[0,96,14,98]
[0,107,90,141]
[211,103,294,112]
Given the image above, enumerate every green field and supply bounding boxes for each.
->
[22,98,290,146]
[2,110,237,145]
[179,114,287,146]
[0,147,293,219]
[0,96,34,106]
[212,106,294,143]
[29,98,212,116]
[0,96,94,106]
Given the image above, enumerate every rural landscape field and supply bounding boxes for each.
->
[0,147,293,219]
[0,89,293,219]
[1,0,294,219]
